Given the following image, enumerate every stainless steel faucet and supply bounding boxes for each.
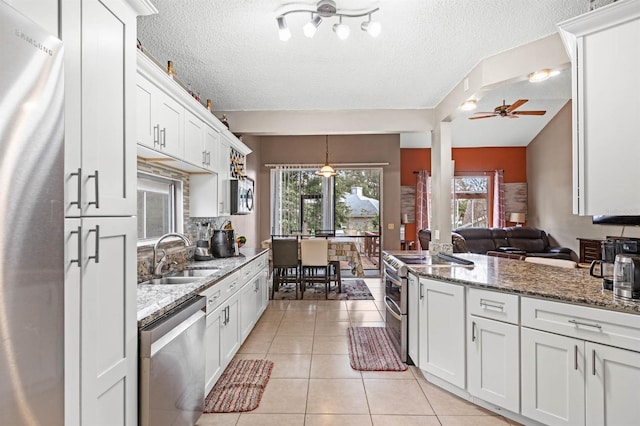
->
[152,233,193,275]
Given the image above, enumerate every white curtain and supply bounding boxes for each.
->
[492,169,505,228]
[415,170,431,243]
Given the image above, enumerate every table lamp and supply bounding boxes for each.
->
[509,212,526,227]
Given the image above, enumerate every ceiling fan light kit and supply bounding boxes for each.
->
[277,0,380,41]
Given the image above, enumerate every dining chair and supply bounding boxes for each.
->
[271,236,300,299]
[300,238,331,299]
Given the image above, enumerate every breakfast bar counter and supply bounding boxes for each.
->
[386,250,640,315]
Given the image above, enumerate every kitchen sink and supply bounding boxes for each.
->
[141,276,200,285]
[177,268,222,277]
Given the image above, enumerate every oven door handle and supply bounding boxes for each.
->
[383,269,403,287]
[384,296,403,321]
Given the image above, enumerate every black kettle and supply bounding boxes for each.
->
[210,229,236,258]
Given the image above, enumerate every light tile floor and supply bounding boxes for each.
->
[197,278,522,426]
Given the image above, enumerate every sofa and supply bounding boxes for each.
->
[418,227,573,261]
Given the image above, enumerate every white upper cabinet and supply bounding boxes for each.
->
[135,51,250,173]
[558,0,640,215]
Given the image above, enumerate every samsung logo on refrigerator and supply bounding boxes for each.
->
[14,29,53,56]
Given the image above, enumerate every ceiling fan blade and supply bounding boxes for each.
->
[472,111,498,114]
[506,99,528,112]
[468,115,496,120]
[512,110,546,115]
[506,115,519,118]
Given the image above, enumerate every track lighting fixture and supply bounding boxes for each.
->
[276,0,380,41]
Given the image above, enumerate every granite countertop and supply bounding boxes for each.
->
[385,250,640,315]
[137,248,268,328]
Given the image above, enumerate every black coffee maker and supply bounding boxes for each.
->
[590,238,640,290]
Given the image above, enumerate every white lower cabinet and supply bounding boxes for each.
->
[521,327,586,426]
[467,315,520,413]
[585,342,640,426]
[203,255,269,395]
[418,278,465,388]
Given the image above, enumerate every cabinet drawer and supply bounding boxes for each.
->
[467,288,519,325]
[521,297,640,352]
[199,270,241,312]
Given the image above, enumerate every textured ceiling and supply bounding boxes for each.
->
[137,0,587,112]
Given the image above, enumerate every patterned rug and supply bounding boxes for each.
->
[203,359,274,413]
[347,327,407,371]
[272,278,374,300]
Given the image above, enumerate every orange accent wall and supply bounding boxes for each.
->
[400,147,527,243]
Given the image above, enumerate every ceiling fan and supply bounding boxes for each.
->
[469,99,546,120]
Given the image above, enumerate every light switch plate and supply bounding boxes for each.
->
[388,223,394,230]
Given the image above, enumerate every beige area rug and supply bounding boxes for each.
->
[348,327,408,371]
[203,359,274,413]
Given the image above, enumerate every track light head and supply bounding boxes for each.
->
[303,14,323,38]
[277,16,291,41]
[332,16,350,40]
[361,14,381,37]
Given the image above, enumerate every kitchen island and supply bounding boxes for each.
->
[137,248,268,328]
[385,250,640,426]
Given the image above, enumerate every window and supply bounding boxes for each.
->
[452,176,489,229]
[137,173,180,240]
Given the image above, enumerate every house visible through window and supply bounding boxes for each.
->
[137,173,179,240]
[452,176,489,229]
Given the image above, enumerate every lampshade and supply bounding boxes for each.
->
[509,212,526,225]
[316,136,337,177]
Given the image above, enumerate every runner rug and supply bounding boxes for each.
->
[203,359,274,413]
[272,278,374,300]
[347,327,408,371]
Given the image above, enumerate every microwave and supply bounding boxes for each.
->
[230,178,254,215]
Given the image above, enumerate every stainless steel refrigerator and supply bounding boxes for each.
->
[0,2,64,424]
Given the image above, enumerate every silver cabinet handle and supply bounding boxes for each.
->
[574,345,578,370]
[480,300,504,312]
[70,226,82,268]
[254,280,259,292]
[88,225,100,263]
[207,151,211,166]
[592,349,596,376]
[69,168,82,208]
[153,124,160,146]
[568,319,602,329]
[202,151,206,165]
[160,128,166,148]
[472,321,477,342]
[419,282,424,299]
[87,170,99,208]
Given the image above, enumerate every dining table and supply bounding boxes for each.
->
[261,236,365,278]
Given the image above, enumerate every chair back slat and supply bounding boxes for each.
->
[272,237,299,267]
[300,239,328,266]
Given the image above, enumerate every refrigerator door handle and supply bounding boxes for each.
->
[87,170,100,208]
[69,168,82,208]
[88,225,100,263]
[70,226,82,268]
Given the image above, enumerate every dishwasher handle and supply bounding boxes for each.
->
[139,296,206,358]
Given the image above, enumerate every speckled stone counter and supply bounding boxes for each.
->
[137,248,268,328]
[385,250,640,315]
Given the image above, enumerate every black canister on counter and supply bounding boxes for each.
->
[210,229,236,258]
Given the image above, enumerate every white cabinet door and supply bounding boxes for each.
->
[220,293,240,366]
[205,304,223,395]
[136,75,161,152]
[256,270,269,317]
[418,278,465,389]
[156,90,184,158]
[467,315,519,413]
[80,217,137,426]
[559,2,640,215]
[217,137,231,216]
[408,272,420,366]
[203,125,219,171]
[586,342,640,426]
[521,328,585,426]
[184,109,206,167]
[78,0,137,217]
[239,279,257,341]
[64,219,82,426]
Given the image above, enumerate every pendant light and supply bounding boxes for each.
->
[316,135,337,177]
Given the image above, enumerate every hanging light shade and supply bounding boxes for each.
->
[316,135,337,177]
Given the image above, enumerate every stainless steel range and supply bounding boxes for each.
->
[383,251,474,363]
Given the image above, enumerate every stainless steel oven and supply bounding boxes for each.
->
[383,259,408,362]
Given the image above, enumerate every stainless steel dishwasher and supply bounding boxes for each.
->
[139,296,206,426]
